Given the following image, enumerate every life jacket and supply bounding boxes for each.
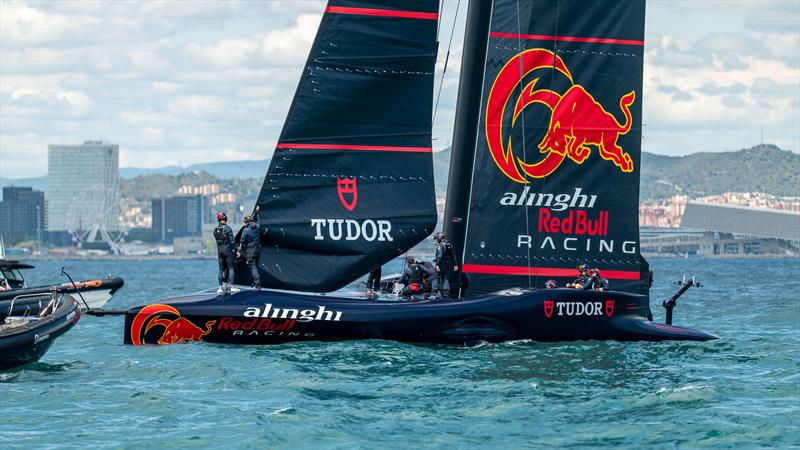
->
[407,264,425,284]
[214,225,229,247]
[437,241,455,269]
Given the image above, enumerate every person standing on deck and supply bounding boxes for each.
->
[433,232,460,298]
[214,212,238,294]
[238,207,262,290]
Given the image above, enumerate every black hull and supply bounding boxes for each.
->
[123,288,716,346]
[0,295,81,370]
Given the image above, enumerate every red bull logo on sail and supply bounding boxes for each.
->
[485,48,636,182]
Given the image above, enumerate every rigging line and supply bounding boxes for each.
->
[432,0,462,126]
[514,0,532,289]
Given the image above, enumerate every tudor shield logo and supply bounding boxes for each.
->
[605,299,615,317]
[337,177,358,211]
[544,300,554,318]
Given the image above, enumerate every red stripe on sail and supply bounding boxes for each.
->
[490,32,644,46]
[326,6,439,20]
[276,143,432,153]
[462,264,641,280]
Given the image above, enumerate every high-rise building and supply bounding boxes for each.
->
[47,141,120,234]
[152,195,204,242]
[0,186,46,245]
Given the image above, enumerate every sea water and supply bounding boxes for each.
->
[0,258,798,449]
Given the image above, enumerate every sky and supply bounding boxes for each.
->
[1,0,798,178]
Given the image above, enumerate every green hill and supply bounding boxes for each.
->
[432,144,799,201]
[640,144,799,200]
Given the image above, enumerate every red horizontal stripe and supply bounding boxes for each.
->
[326,6,438,20]
[275,143,432,153]
[490,31,644,46]
[462,264,640,280]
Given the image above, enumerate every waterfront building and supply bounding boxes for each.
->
[0,186,46,245]
[47,141,120,235]
[152,195,203,242]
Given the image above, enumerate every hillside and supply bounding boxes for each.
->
[3,144,796,202]
[640,144,799,200]
[432,144,799,201]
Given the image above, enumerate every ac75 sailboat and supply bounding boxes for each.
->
[103,0,716,345]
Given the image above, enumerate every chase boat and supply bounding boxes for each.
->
[0,291,81,370]
[105,0,717,345]
[0,258,124,310]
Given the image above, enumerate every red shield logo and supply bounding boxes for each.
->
[605,299,615,317]
[337,177,358,211]
[544,299,554,318]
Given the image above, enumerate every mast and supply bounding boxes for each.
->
[443,0,492,275]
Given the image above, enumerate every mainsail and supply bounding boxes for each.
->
[241,0,439,292]
[447,0,650,296]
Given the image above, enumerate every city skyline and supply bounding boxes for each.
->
[1,0,798,178]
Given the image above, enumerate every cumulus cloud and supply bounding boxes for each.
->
[0,0,797,178]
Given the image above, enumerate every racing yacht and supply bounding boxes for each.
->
[103,0,716,345]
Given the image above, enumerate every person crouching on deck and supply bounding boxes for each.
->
[398,257,433,297]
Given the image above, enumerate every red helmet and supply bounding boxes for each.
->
[217,212,227,222]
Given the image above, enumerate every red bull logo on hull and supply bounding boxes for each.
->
[129,304,215,346]
[485,48,637,182]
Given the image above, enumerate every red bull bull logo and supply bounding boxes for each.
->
[129,304,216,346]
[485,48,636,182]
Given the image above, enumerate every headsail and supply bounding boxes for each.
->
[242,0,439,292]
[449,0,650,296]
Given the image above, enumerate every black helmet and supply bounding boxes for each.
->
[217,212,227,222]
[578,263,589,272]
[433,232,445,242]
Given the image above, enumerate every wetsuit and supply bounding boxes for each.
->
[590,275,609,290]
[239,221,262,288]
[435,238,460,298]
[366,266,381,291]
[398,263,433,296]
[214,222,236,287]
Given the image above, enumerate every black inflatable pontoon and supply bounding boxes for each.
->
[0,293,81,370]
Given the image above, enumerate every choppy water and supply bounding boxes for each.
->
[1,258,798,449]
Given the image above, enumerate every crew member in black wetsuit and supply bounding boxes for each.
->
[238,208,262,290]
[588,269,609,291]
[433,232,460,298]
[214,212,237,294]
[398,257,433,297]
[566,263,591,289]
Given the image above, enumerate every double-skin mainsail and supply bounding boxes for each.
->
[445,0,651,297]
[240,1,440,292]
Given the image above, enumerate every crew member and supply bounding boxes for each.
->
[0,275,10,291]
[214,212,237,294]
[398,257,433,297]
[366,266,382,294]
[433,232,460,298]
[589,269,609,291]
[544,279,557,289]
[566,263,590,289]
[238,208,262,290]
